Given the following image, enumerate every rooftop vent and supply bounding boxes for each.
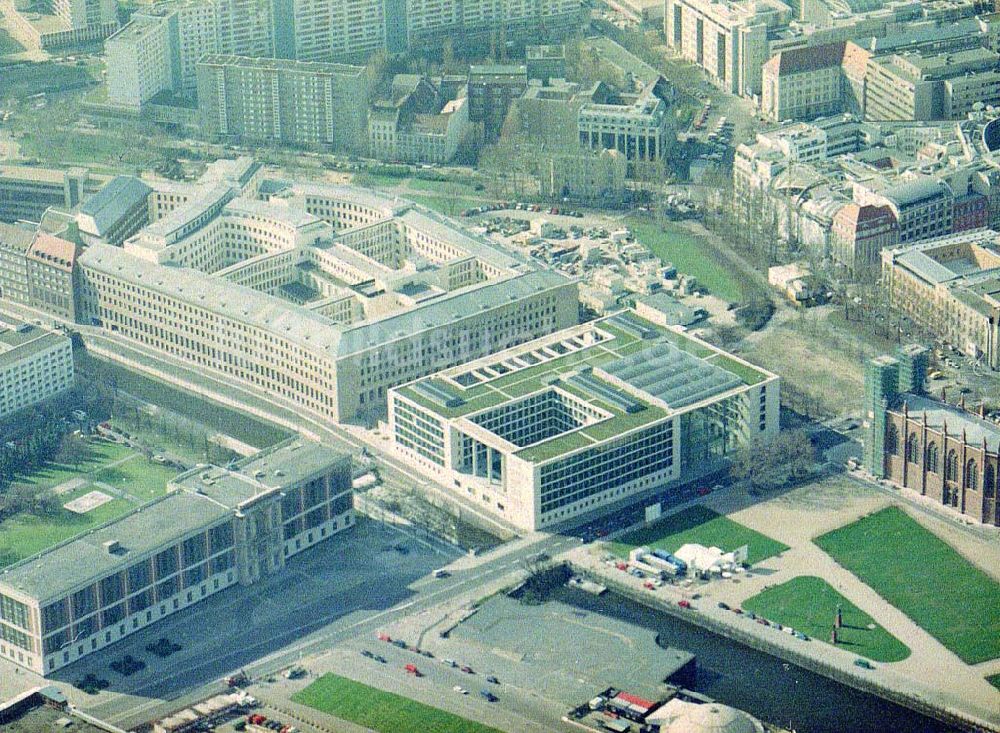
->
[102,540,122,555]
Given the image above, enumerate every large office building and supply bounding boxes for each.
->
[865,47,1000,122]
[105,0,275,109]
[0,165,104,225]
[881,229,1000,369]
[388,311,779,530]
[856,177,954,243]
[76,176,153,247]
[196,55,371,152]
[46,162,577,424]
[0,441,352,675]
[864,347,998,526]
[578,78,675,171]
[0,323,74,420]
[664,0,791,96]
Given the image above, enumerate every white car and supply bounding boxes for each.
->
[453,685,468,695]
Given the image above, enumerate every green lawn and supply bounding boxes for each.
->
[0,438,180,568]
[626,216,744,302]
[988,673,1000,692]
[91,456,179,502]
[292,674,506,733]
[0,25,24,55]
[742,576,911,663]
[814,507,1000,664]
[16,441,134,491]
[0,494,134,568]
[608,505,788,566]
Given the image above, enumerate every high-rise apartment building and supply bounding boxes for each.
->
[665,0,791,96]
[196,55,371,152]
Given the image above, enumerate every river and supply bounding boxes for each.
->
[554,586,963,733]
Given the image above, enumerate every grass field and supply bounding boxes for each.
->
[0,487,134,569]
[742,576,911,663]
[0,439,180,568]
[0,25,24,56]
[988,674,1000,692]
[626,216,743,302]
[608,505,788,566]
[292,674,506,733]
[814,507,1000,664]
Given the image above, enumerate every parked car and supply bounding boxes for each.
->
[854,658,875,670]
[480,690,498,702]
[453,685,468,694]
[461,665,474,674]
[486,675,499,684]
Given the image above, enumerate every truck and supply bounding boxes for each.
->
[650,548,687,575]
[627,558,664,579]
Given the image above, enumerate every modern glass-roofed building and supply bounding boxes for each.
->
[0,441,352,676]
[388,311,779,530]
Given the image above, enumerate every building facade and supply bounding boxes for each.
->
[760,42,852,123]
[196,55,370,152]
[0,442,352,675]
[468,65,528,142]
[388,312,779,530]
[0,165,102,224]
[881,230,1000,368]
[578,78,674,171]
[864,349,999,526]
[665,0,790,96]
[0,323,74,420]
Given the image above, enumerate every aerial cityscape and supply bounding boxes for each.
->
[0,0,998,730]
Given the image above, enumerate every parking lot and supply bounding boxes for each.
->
[24,518,461,722]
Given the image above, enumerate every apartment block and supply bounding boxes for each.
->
[196,55,371,152]
[404,0,582,50]
[0,442,352,675]
[665,0,791,96]
[468,65,529,142]
[368,75,470,164]
[0,323,74,420]
[274,0,386,62]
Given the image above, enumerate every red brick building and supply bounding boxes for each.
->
[882,396,999,526]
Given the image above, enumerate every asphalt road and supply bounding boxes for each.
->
[79,526,582,729]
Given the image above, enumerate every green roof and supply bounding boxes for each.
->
[394,312,773,464]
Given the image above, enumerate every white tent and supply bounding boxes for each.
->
[674,543,739,574]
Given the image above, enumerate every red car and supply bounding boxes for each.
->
[678,599,691,609]
[460,665,474,674]
[404,664,423,677]
[377,633,391,642]
[697,487,711,496]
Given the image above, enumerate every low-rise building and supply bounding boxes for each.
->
[881,229,1000,368]
[76,176,152,246]
[0,441,352,675]
[0,323,74,419]
[539,149,627,204]
[388,311,778,530]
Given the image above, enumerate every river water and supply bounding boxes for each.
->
[554,586,963,733]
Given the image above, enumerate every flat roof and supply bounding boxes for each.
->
[394,312,773,463]
[0,491,232,603]
[0,324,69,370]
[0,442,347,602]
[198,53,366,77]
